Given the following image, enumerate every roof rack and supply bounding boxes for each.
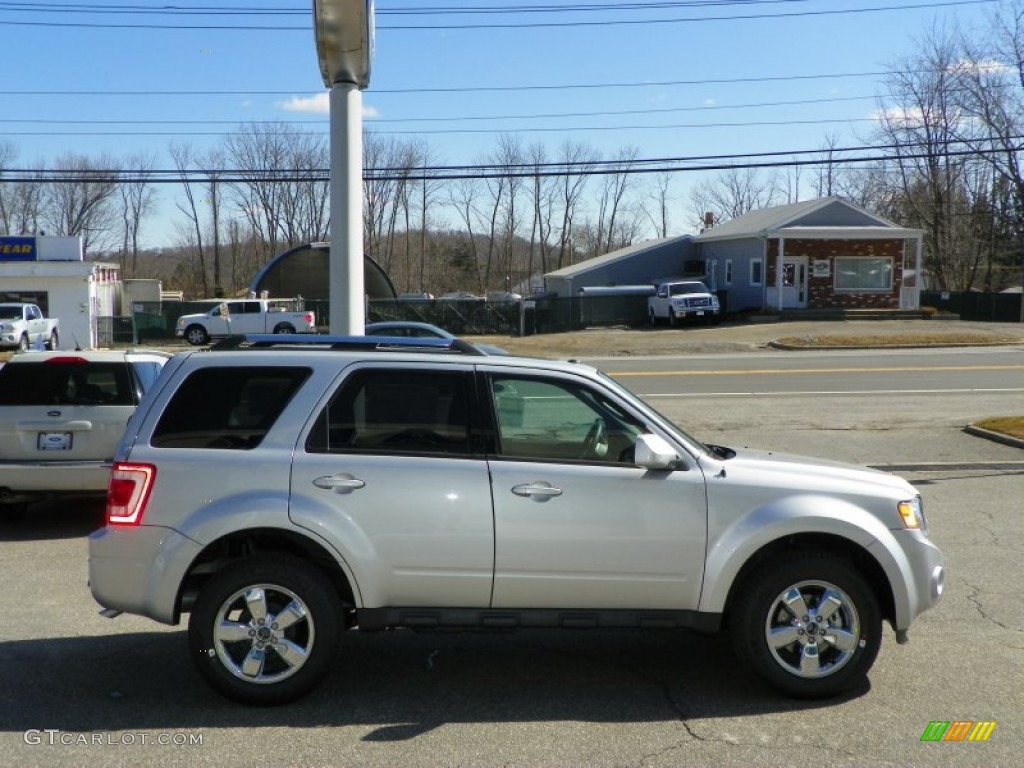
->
[209,333,487,356]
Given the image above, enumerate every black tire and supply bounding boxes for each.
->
[730,554,881,699]
[648,309,658,327]
[184,325,209,346]
[668,310,676,328]
[273,323,295,334]
[45,330,59,350]
[188,554,342,705]
[18,334,29,352]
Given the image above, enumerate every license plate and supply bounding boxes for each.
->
[696,311,705,316]
[38,432,72,451]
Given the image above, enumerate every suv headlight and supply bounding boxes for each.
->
[897,496,927,533]
[0,323,12,332]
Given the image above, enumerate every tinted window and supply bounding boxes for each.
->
[489,375,644,464]
[0,362,134,406]
[152,366,310,449]
[306,369,472,455]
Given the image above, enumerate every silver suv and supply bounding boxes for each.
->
[88,335,944,705]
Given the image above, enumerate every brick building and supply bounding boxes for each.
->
[694,197,923,313]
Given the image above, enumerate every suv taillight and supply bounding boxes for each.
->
[106,462,156,525]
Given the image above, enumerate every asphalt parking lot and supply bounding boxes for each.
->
[1,453,1020,767]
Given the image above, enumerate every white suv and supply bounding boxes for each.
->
[88,335,944,705]
[0,349,170,517]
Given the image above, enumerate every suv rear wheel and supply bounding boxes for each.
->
[188,555,342,705]
[731,555,881,699]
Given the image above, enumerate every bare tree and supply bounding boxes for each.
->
[0,142,45,235]
[554,141,595,269]
[954,0,1024,294]
[642,171,674,238]
[526,142,557,279]
[814,134,844,198]
[169,143,209,296]
[587,146,638,257]
[690,167,778,224]
[118,152,156,276]
[876,28,975,290]
[42,152,120,254]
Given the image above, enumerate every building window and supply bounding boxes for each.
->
[725,259,733,286]
[0,291,48,314]
[750,258,763,287]
[834,257,892,291]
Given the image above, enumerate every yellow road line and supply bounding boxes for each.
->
[611,364,1024,377]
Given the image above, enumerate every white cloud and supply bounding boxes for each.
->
[948,58,1011,76]
[277,93,330,114]
[276,93,381,119]
[702,98,717,107]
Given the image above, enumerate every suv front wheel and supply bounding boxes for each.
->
[731,555,881,699]
[188,555,342,705]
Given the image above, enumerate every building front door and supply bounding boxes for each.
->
[781,256,808,309]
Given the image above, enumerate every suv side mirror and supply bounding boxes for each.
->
[634,434,682,470]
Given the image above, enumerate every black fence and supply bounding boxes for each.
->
[921,291,1023,322]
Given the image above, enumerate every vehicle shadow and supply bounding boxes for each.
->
[0,498,104,542]
[0,627,867,740]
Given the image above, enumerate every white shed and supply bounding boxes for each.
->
[0,236,121,349]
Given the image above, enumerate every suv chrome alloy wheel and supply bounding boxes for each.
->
[764,579,859,679]
[212,583,315,684]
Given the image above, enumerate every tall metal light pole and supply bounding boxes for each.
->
[313,0,374,334]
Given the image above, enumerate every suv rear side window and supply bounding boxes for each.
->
[0,362,134,406]
[152,366,310,450]
[306,369,473,455]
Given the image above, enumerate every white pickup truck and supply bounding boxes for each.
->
[0,303,59,351]
[175,299,316,346]
[648,281,720,326]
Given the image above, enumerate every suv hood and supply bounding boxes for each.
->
[701,446,915,498]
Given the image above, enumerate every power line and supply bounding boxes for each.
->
[0,69,911,96]
[0,94,879,126]
[0,0,996,30]
[0,0,810,14]
[0,116,880,137]
[3,136,1018,181]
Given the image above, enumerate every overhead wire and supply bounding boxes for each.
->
[0,0,997,30]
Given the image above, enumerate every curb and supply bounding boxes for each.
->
[963,424,1024,449]
[768,341,1020,351]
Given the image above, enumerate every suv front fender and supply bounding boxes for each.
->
[699,495,920,630]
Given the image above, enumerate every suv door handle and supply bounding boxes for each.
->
[313,474,366,493]
[511,482,562,500]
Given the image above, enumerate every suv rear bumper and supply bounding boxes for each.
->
[89,524,203,625]
[0,461,110,493]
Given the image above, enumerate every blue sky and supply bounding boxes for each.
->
[0,0,1003,247]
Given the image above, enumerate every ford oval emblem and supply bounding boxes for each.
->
[47,410,62,417]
